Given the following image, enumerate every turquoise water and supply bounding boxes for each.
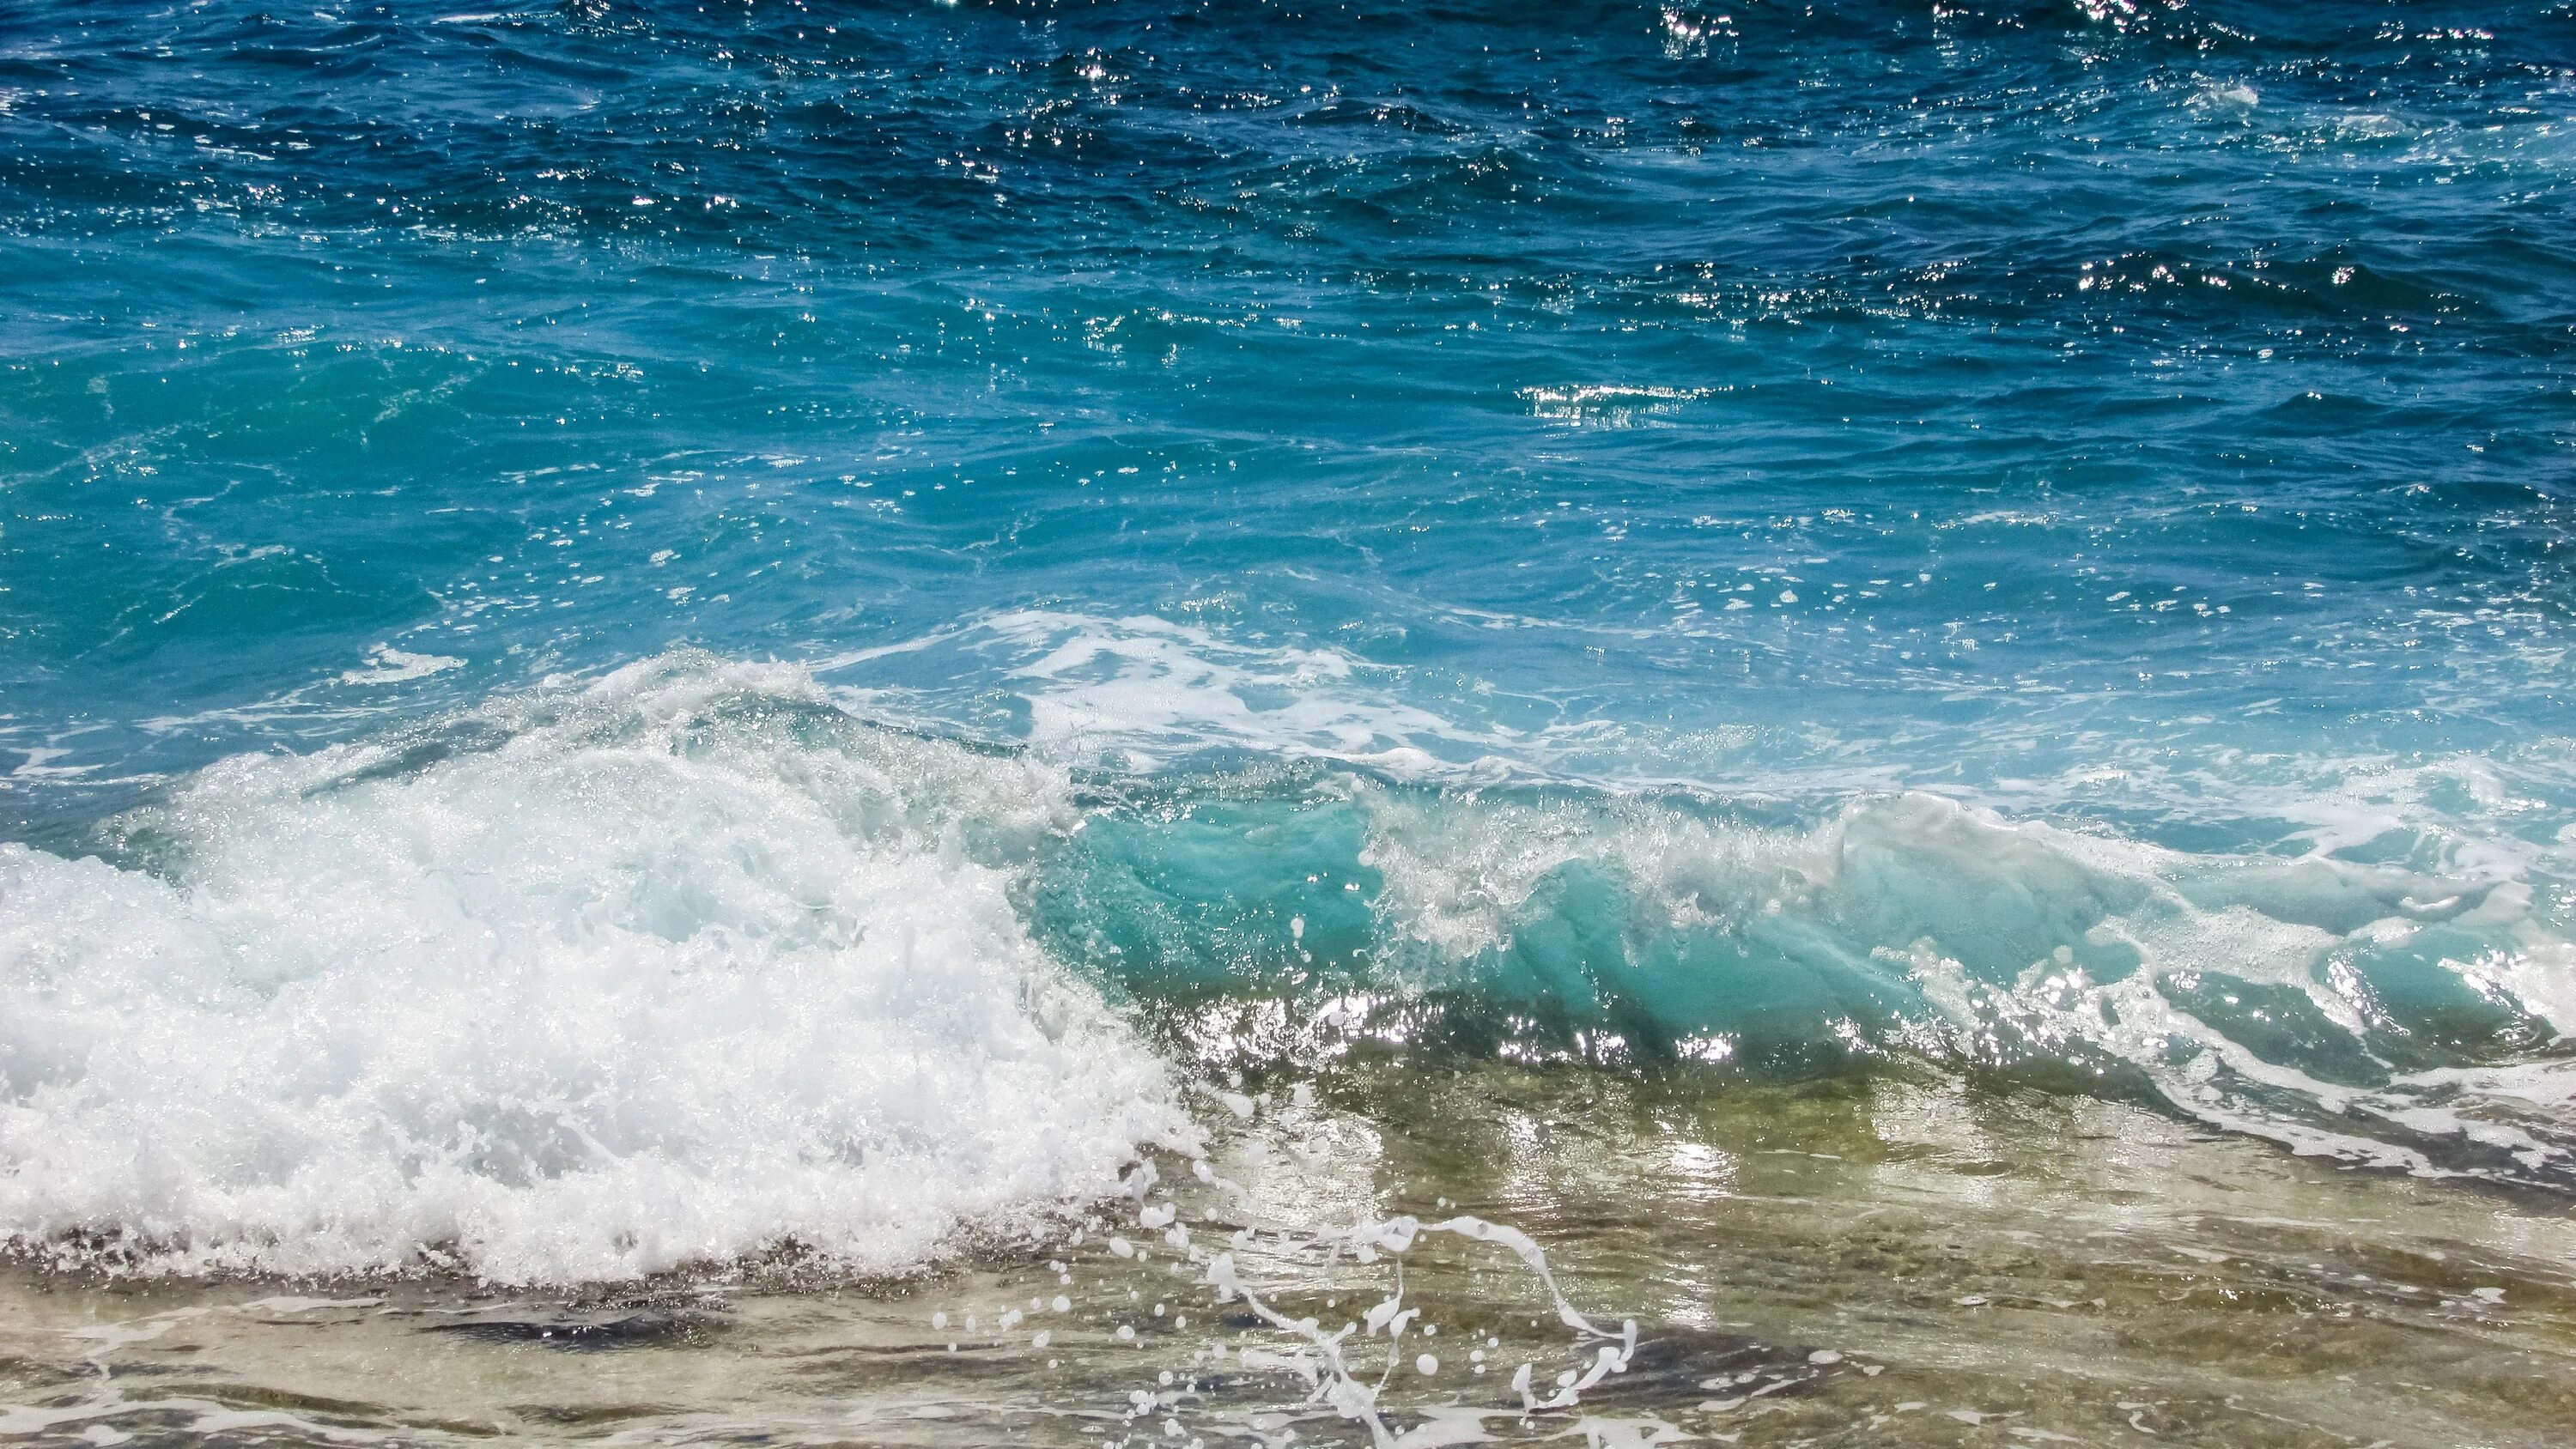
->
[10,2,2571,806]
[3,6,2575,1428]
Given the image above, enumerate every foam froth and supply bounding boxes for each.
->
[0,654,1192,1282]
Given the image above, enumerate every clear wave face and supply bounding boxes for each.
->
[1051,773,2576,1188]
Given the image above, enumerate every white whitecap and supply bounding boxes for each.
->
[338,645,464,686]
[0,653,1192,1282]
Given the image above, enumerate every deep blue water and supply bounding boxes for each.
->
[4,1,2576,1277]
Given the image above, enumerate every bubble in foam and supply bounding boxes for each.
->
[0,653,1193,1282]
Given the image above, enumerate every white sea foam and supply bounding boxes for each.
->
[818,608,1846,793]
[818,611,2576,849]
[338,644,465,686]
[820,609,1538,778]
[0,653,1192,1282]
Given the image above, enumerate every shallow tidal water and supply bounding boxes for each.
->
[7,1066,2576,1446]
[5,0,2576,1443]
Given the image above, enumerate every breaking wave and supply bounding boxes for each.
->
[0,655,1192,1282]
[3,651,2571,1283]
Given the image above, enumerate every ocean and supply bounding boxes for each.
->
[2,1,2573,1444]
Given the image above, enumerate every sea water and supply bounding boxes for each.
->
[2,2,2573,1444]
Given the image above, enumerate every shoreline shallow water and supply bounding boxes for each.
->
[9,1064,2574,1447]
